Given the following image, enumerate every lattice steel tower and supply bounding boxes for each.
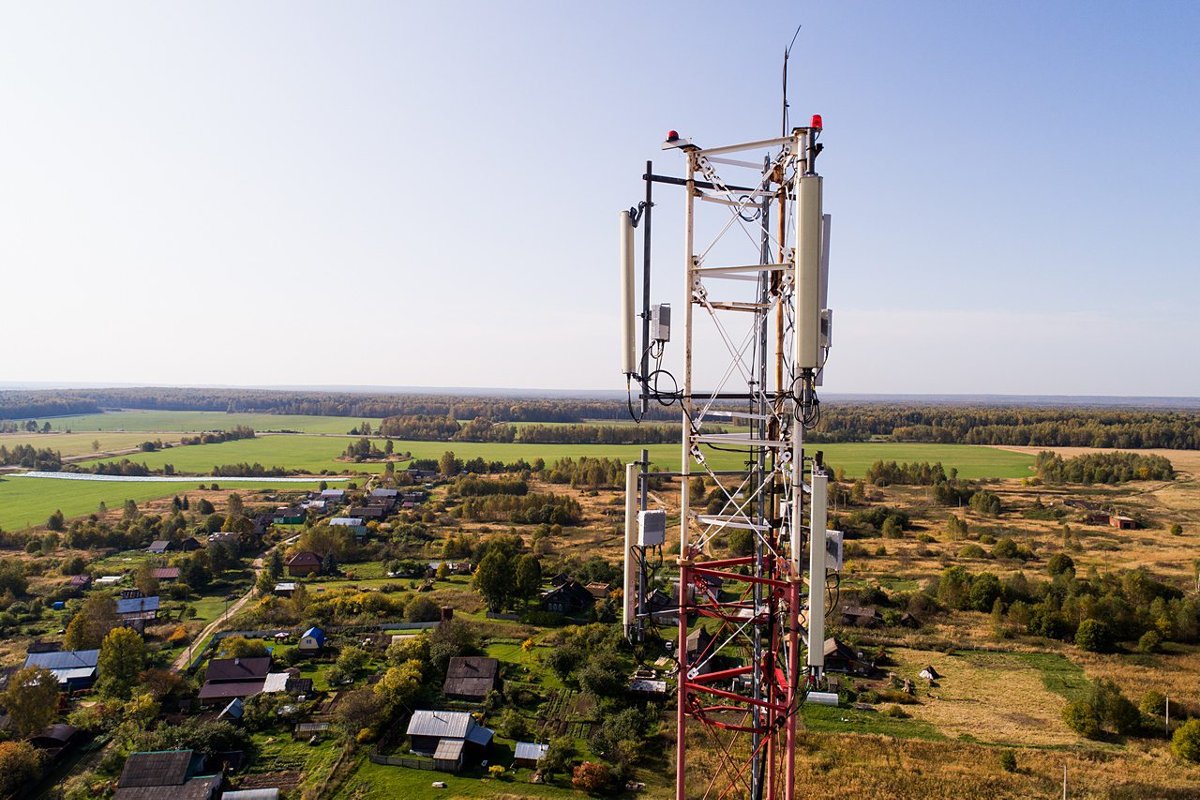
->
[620,118,839,800]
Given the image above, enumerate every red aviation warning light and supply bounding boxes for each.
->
[810,114,823,130]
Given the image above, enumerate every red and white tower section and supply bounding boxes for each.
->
[620,118,842,800]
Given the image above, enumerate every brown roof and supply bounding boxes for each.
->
[151,567,180,580]
[443,656,500,699]
[204,656,271,683]
[197,680,265,701]
[118,750,194,788]
[114,776,221,800]
[286,551,321,566]
[585,581,612,600]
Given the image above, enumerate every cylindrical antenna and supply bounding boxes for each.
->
[619,210,637,375]
[623,461,638,632]
[794,173,823,370]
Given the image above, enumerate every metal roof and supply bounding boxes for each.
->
[329,517,364,526]
[261,673,291,694]
[433,738,465,761]
[465,725,493,747]
[514,742,549,762]
[116,596,160,615]
[406,710,472,739]
[219,698,245,719]
[222,791,280,800]
[118,750,195,788]
[443,657,499,700]
[25,649,99,671]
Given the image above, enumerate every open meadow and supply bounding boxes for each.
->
[0,474,329,532]
[76,429,1037,480]
[26,410,366,434]
[0,430,185,458]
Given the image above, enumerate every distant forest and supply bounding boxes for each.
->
[1,388,1198,449]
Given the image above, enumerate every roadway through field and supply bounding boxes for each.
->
[171,533,301,672]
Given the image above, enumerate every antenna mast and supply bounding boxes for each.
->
[619,85,839,800]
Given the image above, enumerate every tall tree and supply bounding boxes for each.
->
[514,553,543,605]
[97,627,147,700]
[63,594,117,650]
[473,549,514,612]
[2,666,59,737]
[133,562,160,597]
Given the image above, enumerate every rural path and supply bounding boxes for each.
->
[170,532,301,672]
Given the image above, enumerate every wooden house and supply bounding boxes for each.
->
[286,551,322,577]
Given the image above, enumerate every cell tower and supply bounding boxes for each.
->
[619,118,840,799]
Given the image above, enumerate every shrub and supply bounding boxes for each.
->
[1138,630,1163,654]
[572,761,614,794]
[1140,690,1167,717]
[1046,553,1075,576]
[1063,699,1103,739]
[1172,719,1200,762]
[998,749,1017,773]
[883,704,909,718]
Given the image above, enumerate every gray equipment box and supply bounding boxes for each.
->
[638,509,666,547]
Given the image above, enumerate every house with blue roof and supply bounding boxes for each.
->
[116,595,160,632]
[24,649,100,691]
[298,627,326,654]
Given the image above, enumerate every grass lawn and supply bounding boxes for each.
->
[1014,651,1090,701]
[333,755,586,800]
[801,702,945,740]
[30,410,366,435]
[0,475,328,532]
[79,435,1035,481]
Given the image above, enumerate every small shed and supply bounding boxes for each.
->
[218,697,245,722]
[513,741,549,769]
[433,738,465,772]
[1110,515,1137,530]
[298,627,326,654]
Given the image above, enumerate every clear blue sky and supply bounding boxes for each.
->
[1,2,1196,395]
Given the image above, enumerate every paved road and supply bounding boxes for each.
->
[171,533,300,672]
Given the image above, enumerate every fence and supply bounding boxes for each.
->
[368,753,438,771]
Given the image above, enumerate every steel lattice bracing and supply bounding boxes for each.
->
[624,124,833,800]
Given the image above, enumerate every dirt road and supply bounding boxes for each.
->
[171,534,300,672]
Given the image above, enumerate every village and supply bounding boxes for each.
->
[0,435,1192,800]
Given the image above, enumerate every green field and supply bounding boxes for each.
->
[0,475,329,532]
[0,431,184,458]
[82,435,1035,481]
[28,410,364,434]
[333,755,584,799]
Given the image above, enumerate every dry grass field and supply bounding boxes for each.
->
[887,647,1080,746]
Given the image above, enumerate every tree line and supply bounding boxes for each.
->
[376,414,690,444]
[1034,451,1175,484]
